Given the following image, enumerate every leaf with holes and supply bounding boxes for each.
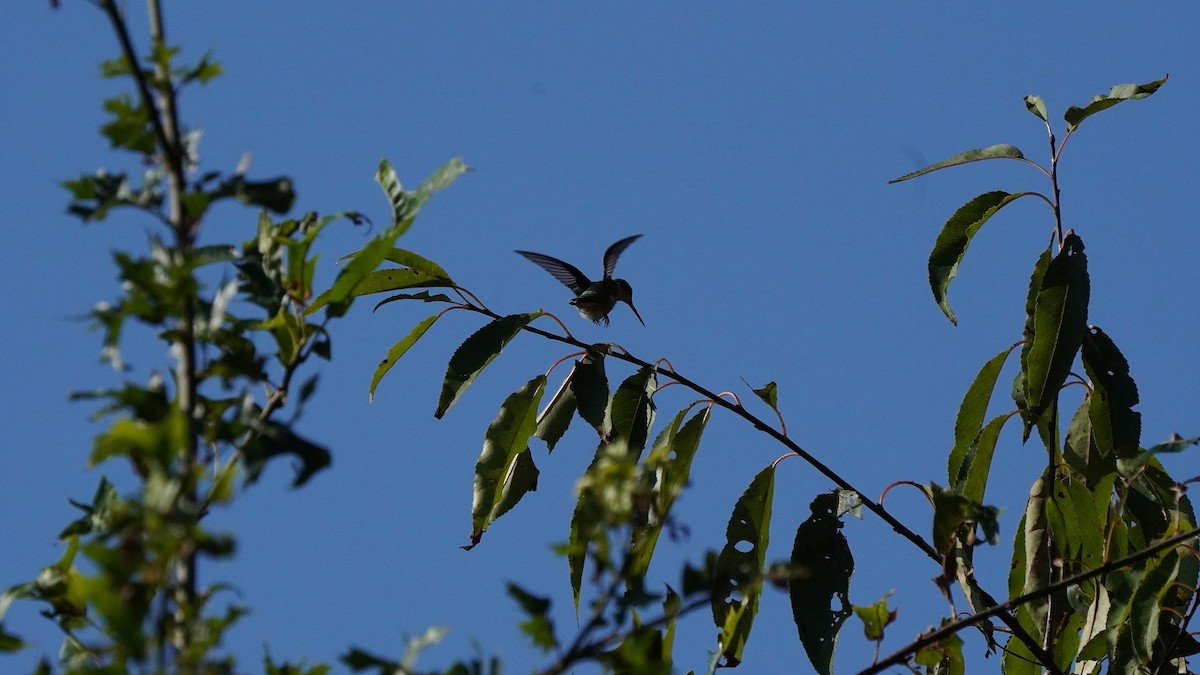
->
[713,465,775,667]
[790,491,854,675]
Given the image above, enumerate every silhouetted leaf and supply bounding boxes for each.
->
[714,465,775,667]
[928,191,1029,324]
[436,313,541,418]
[571,348,610,439]
[607,367,657,457]
[789,491,854,675]
[244,420,331,488]
[1064,76,1168,131]
[889,144,1025,183]
[369,313,442,402]
[507,583,557,652]
[307,268,452,316]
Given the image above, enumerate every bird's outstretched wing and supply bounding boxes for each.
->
[603,234,642,279]
[515,250,592,294]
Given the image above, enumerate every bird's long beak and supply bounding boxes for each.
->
[625,301,646,326]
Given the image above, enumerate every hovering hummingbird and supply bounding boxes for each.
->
[515,234,645,327]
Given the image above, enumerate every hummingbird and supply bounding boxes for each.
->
[515,234,645,327]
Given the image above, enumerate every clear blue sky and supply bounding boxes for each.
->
[4,3,1199,673]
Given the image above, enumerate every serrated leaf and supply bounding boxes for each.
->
[1024,94,1048,122]
[467,375,546,547]
[369,314,442,401]
[436,313,541,418]
[889,144,1025,183]
[1024,233,1089,422]
[928,191,1029,324]
[789,492,854,675]
[948,344,1016,484]
[1064,76,1168,132]
[713,466,775,667]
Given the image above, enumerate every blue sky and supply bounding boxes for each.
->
[3,3,1199,673]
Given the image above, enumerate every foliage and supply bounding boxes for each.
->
[4,3,1197,674]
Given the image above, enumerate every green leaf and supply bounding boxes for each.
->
[534,373,577,452]
[930,484,1000,554]
[1081,326,1141,459]
[748,381,779,412]
[307,268,452,316]
[953,414,1010,504]
[571,348,611,439]
[631,408,711,581]
[372,291,454,312]
[377,157,469,228]
[928,191,1030,324]
[853,592,896,642]
[789,491,854,675]
[1024,95,1048,122]
[1144,433,1200,456]
[914,620,965,675]
[1064,76,1168,132]
[1023,233,1089,422]
[244,419,331,488]
[59,477,119,538]
[436,313,541,419]
[369,313,442,402]
[713,466,775,667]
[467,376,547,547]
[888,144,1025,183]
[607,367,658,457]
[383,248,454,281]
[948,344,1016,484]
[1109,550,1182,669]
[507,583,557,652]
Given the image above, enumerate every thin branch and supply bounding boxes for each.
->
[859,526,1200,675]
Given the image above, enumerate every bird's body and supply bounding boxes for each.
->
[515,234,645,327]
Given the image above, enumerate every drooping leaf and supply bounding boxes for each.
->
[714,466,775,667]
[948,344,1016,484]
[571,348,610,439]
[631,407,711,581]
[607,367,657,457]
[789,491,854,675]
[467,376,546,547]
[1064,76,1168,132]
[534,371,577,451]
[435,312,541,419]
[1108,550,1182,670]
[928,191,1030,324]
[1024,95,1048,122]
[1081,326,1141,459]
[889,144,1025,183]
[1023,233,1089,423]
[369,313,442,401]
